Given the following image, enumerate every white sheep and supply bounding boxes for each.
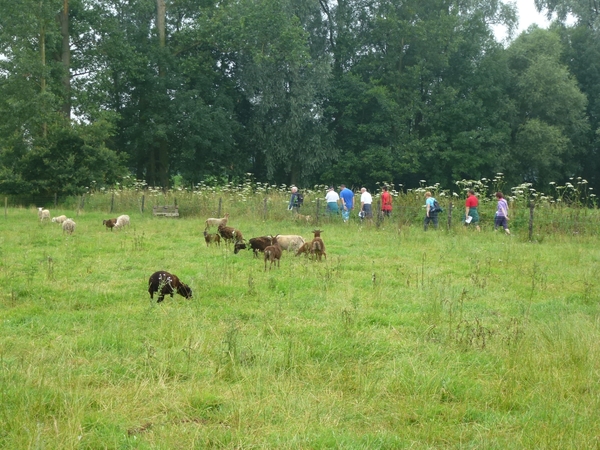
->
[38,207,50,222]
[114,214,130,230]
[62,218,76,234]
[273,234,306,253]
[52,215,67,223]
[205,213,229,230]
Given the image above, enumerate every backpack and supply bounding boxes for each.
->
[296,192,304,206]
[431,199,443,214]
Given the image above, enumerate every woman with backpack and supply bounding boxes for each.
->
[424,191,439,230]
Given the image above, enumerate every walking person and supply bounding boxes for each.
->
[381,186,393,218]
[339,184,354,222]
[424,191,439,230]
[288,186,303,214]
[494,192,510,235]
[360,187,373,223]
[464,189,481,231]
[325,186,340,216]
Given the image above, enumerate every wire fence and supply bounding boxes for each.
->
[3,189,599,237]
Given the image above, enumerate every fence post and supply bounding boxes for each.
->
[4,197,7,218]
[263,197,268,220]
[529,201,535,241]
[77,196,81,217]
[110,192,115,213]
[447,201,453,230]
[376,199,383,227]
[54,192,57,208]
[316,198,321,225]
[217,197,222,217]
[141,194,145,214]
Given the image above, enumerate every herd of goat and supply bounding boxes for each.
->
[36,208,324,303]
[202,212,327,271]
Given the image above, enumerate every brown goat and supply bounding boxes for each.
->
[203,230,221,247]
[218,224,244,245]
[263,240,283,271]
[103,218,118,231]
[295,242,312,257]
[148,271,193,303]
[237,236,273,257]
[310,230,326,261]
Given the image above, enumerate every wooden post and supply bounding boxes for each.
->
[141,194,145,213]
[110,192,115,213]
[263,197,268,220]
[316,198,321,225]
[77,195,81,217]
[80,194,85,209]
[4,197,7,218]
[54,192,57,208]
[376,199,382,227]
[217,197,222,217]
[529,201,535,241]
[447,201,453,230]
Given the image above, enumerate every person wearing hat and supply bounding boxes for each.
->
[325,186,340,216]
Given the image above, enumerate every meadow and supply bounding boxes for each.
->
[1,199,600,449]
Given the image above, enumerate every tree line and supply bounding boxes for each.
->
[0,0,598,195]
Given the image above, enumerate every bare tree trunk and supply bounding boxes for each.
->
[156,0,169,189]
[57,0,71,118]
[40,24,47,138]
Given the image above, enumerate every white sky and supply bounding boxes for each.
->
[494,0,552,42]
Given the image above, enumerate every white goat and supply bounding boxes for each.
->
[114,214,130,230]
[205,213,229,230]
[273,234,306,253]
[62,219,76,234]
[38,207,50,222]
[52,215,67,223]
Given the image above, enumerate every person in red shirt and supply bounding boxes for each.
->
[381,186,392,218]
[465,189,480,231]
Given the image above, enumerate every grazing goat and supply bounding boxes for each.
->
[38,207,50,222]
[235,236,273,257]
[62,219,76,235]
[263,239,283,271]
[203,230,221,247]
[205,213,229,230]
[114,214,130,230]
[294,214,312,224]
[218,223,244,245]
[103,218,118,231]
[148,271,193,303]
[273,234,305,253]
[295,241,312,257]
[52,215,67,224]
[310,229,327,261]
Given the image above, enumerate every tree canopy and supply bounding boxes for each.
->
[0,0,598,194]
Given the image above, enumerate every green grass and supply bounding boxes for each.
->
[1,207,599,449]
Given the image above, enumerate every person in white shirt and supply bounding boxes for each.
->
[360,187,373,221]
[325,186,340,216]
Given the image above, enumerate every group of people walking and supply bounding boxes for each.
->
[290,185,511,234]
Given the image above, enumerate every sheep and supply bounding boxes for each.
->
[38,207,50,222]
[263,239,283,271]
[273,234,305,253]
[294,213,312,224]
[205,213,229,230]
[52,215,67,224]
[148,271,193,303]
[102,218,118,231]
[295,241,312,257]
[203,230,221,247]
[62,218,76,235]
[218,223,244,245]
[114,214,130,230]
[235,236,273,257]
[310,229,327,261]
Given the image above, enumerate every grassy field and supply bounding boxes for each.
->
[1,207,599,449]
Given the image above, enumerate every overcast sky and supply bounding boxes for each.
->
[494,0,551,42]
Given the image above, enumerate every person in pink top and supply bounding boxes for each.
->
[494,192,510,235]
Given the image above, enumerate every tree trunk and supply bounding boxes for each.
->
[57,0,71,118]
[40,24,47,138]
[156,0,169,189]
